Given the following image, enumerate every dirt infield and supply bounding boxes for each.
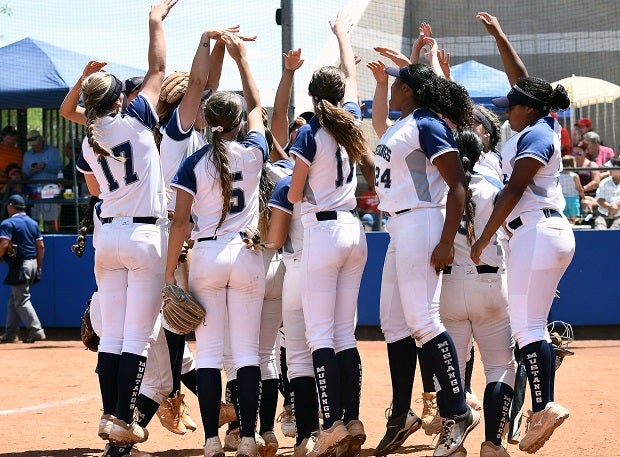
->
[0,338,616,457]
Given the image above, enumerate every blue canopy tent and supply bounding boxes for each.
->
[450,60,511,111]
[0,37,145,109]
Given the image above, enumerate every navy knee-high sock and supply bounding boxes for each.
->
[97,352,121,415]
[181,368,198,395]
[135,393,160,427]
[280,346,292,407]
[386,337,417,418]
[420,332,467,417]
[337,347,362,424]
[164,329,185,395]
[464,346,475,394]
[237,366,261,438]
[226,379,240,430]
[115,352,147,423]
[521,340,553,412]
[312,347,341,429]
[290,376,320,445]
[483,382,513,446]
[548,342,556,401]
[417,345,436,394]
[196,368,221,439]
[259,378,280,434]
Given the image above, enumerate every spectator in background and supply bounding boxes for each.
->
[0,126,24,174]
[594,158,620,229]
[559,156,584,223]
[571,146,599,215]
[358,188,386,231]
[22,130,62,232]
[572,117,593,145]
[62,139,85,196]
[580,131,614,167]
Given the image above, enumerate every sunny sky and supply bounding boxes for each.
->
[0,0,353,109]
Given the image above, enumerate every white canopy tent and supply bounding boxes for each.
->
[552,75,620,148]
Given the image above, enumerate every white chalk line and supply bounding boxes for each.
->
[0,394,99,416]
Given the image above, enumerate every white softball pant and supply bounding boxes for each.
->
[224,248,284,381]
[439,267,516,387]
[380,208,446,345]
[191,233,265,370]
[90,292,173,404]
[282,254,314,379]
[94,219,167,357]
[300,212,367,353]
[506,212,575,347]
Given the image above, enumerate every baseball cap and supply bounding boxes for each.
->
[8,194,26,209]
[492,85,549,111]
[27,130,41,142]
[2,125,18,136]
[122,76,144,96]
[385,66,424,93]
[575,118,592,129]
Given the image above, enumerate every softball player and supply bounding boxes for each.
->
[263,166,322,457]
[440,130,516,457]
[472,12,575,454]
[471,78,574,454]
[165,33,267,457]
[76,0,176,446]
[287,12,374,457]
[371,61,479,457]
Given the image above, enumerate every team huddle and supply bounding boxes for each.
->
[61,2,576,457]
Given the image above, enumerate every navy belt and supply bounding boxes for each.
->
[197,236,217,242]
[101,216,158,225]
[443,265,499,275]
[508,209,561,231]
[315,210,357,221]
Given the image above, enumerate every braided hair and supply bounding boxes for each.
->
[71,196,101,258]
[82,73,125,162]
[308,66,368,164]
[453,129,483,246]
[203,92,244,232]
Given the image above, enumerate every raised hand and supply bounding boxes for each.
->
[222,32,246,62]
[150,0,178,21]
[283,48,304,71]
[366,60,388,84]
[374,46,411,68]
[476,12,504,37]
[329,10,353,36]
[438,49,451,79]
[422,36,438,62]
[82,61,107,78]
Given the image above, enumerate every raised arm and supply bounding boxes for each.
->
[206,30,256,94]
[422,37,444,77]
[330,11,357,104]
[272,49,305,147]
[59,60,107,125]
[223,33,264,134]
[411,22,432,64]
[140,0,177,107]
[366,59,390,137]
[476,12,527,86]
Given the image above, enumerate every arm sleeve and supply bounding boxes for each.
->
[125,94,159,130]
[516,128,554,165]
[417,116,458,163]
[241,131,269,163]
[289,124,316,165]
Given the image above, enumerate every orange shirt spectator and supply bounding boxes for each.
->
[0,126,23,174]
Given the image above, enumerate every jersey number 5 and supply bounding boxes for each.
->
[230,171,245,213]
[98,142,139,192]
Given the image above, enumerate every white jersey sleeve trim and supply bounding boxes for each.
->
[170,183,196,198]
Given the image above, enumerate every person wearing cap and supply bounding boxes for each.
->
[472,11,575,455]
[0,194,45,344]
[573,117,593,144]
[0,126,24,173]
[366,53,478,455]
[21,130,62,232]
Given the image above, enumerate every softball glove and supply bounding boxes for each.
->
[161,284,205,335]
[159,71,189,105]
[80,302,100,352]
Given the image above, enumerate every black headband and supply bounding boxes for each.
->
[472,108,498,143]
[100,75,123,108]
[492,85,549,111]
